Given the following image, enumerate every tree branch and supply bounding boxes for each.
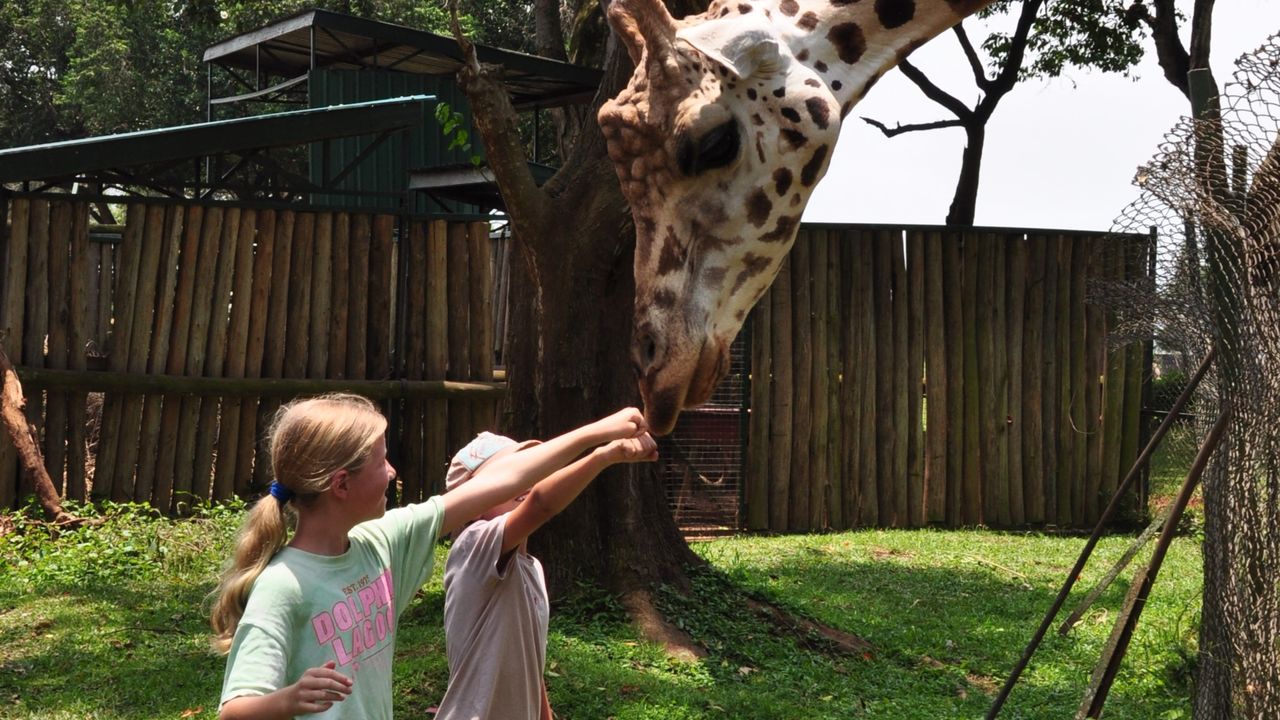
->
[953,24,992,94]
[447,2,550,232]
[1143,0,1192,98]
[981,0,1045,117]
[898,58,973,121]
[861,115,965,137]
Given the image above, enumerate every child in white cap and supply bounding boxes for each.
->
[434,412,658,720]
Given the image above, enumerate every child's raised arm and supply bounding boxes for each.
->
[439,407,646,535]
[499,433,657,554]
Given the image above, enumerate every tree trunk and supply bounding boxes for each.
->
[451,16,705,652]
[0,346,78,527]
[946,123,985,226]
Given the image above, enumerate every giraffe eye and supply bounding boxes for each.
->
[676,120,740,177]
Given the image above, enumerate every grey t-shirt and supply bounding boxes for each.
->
[435,514,549,720]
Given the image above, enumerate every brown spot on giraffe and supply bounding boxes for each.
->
[828,22,866,64]
[800,144,830,186]
[781,128,808,148]
[876,0,916,29]
[779,0,800,16]
[731,253,773,295]
[773,167,793,196]
[746,189,773,227]
[797,11,820,30]
[805,97,831,130]
[781,107,802,123]
[762,214,798,243]
[738,3,753,13]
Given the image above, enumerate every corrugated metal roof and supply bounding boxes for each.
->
[0,96,433,184]
[203,8,601,110]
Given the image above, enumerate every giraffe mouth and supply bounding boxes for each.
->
[641,336,729,436]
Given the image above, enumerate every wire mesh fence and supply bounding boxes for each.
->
[1098,33,1280,717]
[659,331,748,538]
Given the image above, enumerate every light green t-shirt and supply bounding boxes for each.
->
[220,497,445,719]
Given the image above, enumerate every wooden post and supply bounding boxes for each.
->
[1055,235,1074,526]
[94,203,145,502]
[213,209,258,501]
[134,205,184,505]
[943,231,964,526]
[1070,235,1090,527]
[839,231,860,528]
[1007,235,1028,526]
[1041,234,1061,525]
[789,232,812,531]
[425,220,450,495]
[252,210,296,493]
[191,207,242,503]
[65,203,91,503]
[446,221,471,452]
[809,229,829,529]
[768,254,793,530]
[368,214,395,382]
[826,237,844,529]
[923,230,948,523]
[154,206,204,511]
[0,198,31,508]
[469,221,495,432]
[346,214,370,379]
[961,231,982,525]
[307,212,334,380]
[1023,235,1048,524]
[891,230,910,527]
[746,289,772,531]
[44,201,73,494]
[873,230,896,526]
[977,234,1000,525]
[858,231,879,527]
[235,209,277,497]
[906,230,926,527]
[327,213,351,381]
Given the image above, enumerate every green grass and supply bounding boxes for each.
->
[1,502,1201,719]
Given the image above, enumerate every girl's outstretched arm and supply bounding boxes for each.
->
[439,407,646,535]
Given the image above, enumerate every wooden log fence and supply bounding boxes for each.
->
[745,226,1152,531]
[0,195,502,512]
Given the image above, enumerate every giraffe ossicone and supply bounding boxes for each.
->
[599,0,992,434]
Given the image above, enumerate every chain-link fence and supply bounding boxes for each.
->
[1099,33,1280,717]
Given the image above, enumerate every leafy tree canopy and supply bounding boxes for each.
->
[0,0,529,149]
[979,0,1148,82]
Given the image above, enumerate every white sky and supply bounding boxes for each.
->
[803,0,1280,232]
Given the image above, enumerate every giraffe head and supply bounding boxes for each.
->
[600,0,988,434]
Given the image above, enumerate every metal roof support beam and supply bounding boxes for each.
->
[324,129,400,189]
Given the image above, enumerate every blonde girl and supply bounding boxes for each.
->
[210,393,646,720]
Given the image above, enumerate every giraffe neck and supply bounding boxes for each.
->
[765,0,971,114]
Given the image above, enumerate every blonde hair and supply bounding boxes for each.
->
[209,393,388,654]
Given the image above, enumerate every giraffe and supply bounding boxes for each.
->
[598,0,992,434]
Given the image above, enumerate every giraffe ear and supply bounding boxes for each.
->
[676,14,782,79]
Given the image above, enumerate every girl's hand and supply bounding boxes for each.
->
[285,661,352,715]
[592,407,647,441]
[604,433,659,463]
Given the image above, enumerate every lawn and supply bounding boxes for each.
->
[0,498,1200,719]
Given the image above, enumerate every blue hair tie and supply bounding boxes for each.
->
[269,481,293,503]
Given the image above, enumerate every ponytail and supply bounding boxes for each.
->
[209,393,387,654]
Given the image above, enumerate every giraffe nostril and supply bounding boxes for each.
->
[632,327,665,378]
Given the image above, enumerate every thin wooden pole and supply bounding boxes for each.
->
[906,230,926,527]
[984,347,1216,718]
[789,233,813,531]
[1080,408,1230,719]
[65,203,91,502]
[809,229,829,529]
[768,254,793,530]
[746,289,772,531]
[923,231,948,523]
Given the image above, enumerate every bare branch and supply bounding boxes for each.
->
[446,0,550,230]
[953,24,992,93]
[861,115,965,137]
[899,59,973,121]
